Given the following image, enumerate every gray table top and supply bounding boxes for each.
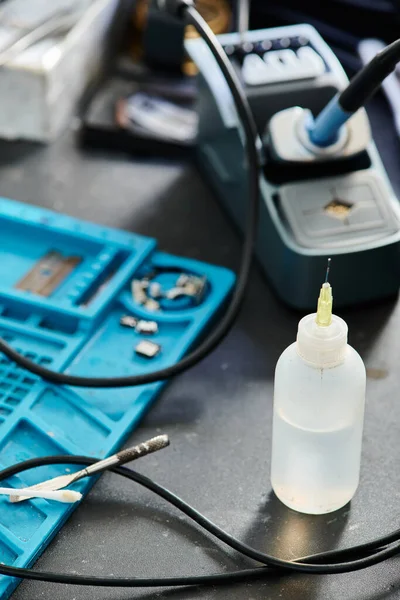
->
[1,95,399,600]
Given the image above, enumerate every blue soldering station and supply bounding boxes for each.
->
[186,23,400,309]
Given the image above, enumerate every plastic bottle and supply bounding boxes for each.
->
[270,275,366,515]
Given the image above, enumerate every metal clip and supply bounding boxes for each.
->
[166,275,207,304]
[120,315,138,329]
[135,320,159,334]
[135,340,161,359]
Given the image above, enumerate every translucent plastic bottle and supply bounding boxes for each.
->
[270,280,366,514]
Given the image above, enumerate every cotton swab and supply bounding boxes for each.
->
[0,487,82,503]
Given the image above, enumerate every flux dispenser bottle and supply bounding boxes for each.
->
[270,262,367,514]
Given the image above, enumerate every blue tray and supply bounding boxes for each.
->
[0,197,235,598]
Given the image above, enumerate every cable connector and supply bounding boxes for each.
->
[156,0,193,18]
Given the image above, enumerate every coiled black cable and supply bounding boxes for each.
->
[0,2,261,388]
[0,454,399,588]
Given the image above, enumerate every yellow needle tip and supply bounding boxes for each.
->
[316,281,333,327]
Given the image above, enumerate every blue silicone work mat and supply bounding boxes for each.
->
[0,197,235,599]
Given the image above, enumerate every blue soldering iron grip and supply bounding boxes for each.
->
[307,93,352,147]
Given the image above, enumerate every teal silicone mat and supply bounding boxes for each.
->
[0,197,235,599]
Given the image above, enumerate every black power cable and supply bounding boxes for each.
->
[339,37,400,111]
[0,454,400,587]
[0,0,261,388]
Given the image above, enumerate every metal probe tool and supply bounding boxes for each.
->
[10,434,170,503]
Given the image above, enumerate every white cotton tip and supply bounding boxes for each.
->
[0,487,82,503]
[54,490,83,503]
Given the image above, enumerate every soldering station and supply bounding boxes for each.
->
[0,0,397,597]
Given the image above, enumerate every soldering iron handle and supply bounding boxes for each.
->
[309,36,400,147]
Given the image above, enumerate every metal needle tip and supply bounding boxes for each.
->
[325,258,332,284]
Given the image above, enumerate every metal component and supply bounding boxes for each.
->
[144,298,160,312]
[135,339,161,358]
[149,281,162,298]
[135,319,159,335]
[325,258,332,284]
[176,274,190,287]
[132,271,207,311]
[166,274,207,304]
[10,435,170,503]
[183,275,207,297]
[132,279,148,305]
[132,276,161,310]
[16,250,81,297]
[120,315,138,329]
[165,287,187,300]
[120,314,158,333]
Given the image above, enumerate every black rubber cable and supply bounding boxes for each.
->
[0,455,399,588]
[0,3,261,388]
[340,37,400,111]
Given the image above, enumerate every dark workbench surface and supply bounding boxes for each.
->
[1,95,399,600]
